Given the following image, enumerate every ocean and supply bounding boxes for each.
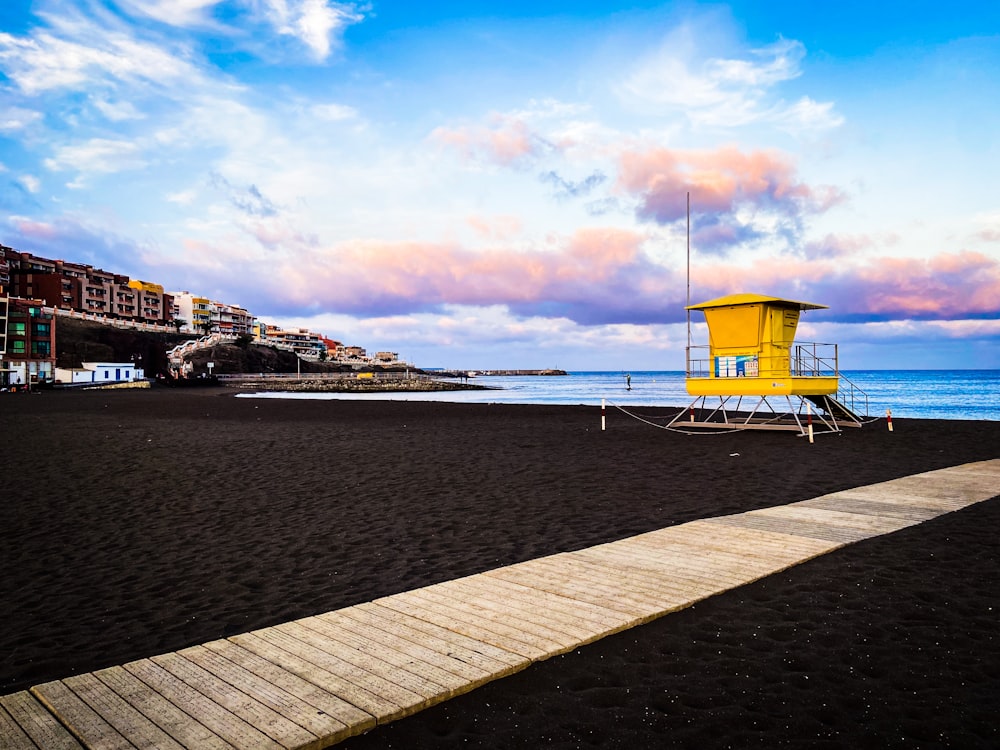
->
[241,370,1000,422]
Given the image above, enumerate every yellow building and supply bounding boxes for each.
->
[678,293,866,434]
[685,293,839,397]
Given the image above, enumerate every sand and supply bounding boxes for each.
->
[1,388,998,748]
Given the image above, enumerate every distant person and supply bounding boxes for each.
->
[626,373,631,391]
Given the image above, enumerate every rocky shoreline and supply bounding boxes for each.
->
[222,376,494,393]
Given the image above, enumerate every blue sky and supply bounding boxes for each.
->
[1,1,998,369]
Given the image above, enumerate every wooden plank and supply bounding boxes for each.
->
[484,560,666,620]
[756,505,916,534]
[521,553,691,604]
[569,544,750,592]
[431,577,598,643]
[794,495,941,521]
[932,460,1000,479]
[0,703,36,750]
[93,666,233,750]
[234,628,420,722]
[848,474,994,505]
[678,520,842,558]
[831,487,969,511]
[570,539,750,586]
[468,572,643,644]
[354,602,527,673]
[123,658,283,750]
[292,616,465,695]
[624,534,798,576]
[703,513,866,543]
[464,571,633,631]
[404,586,577,653]
[276,620,454,699]
[632,522,839,563]
[375,591,552,659]
[179,644,347,742]
[310,609,493,687]
[0,691,82,750]
[226,633,389,727]
[150,651,316,750]
[63,672,186,750]
[30,680,134,750]
[515,556,694,614]
[201,639,375,741]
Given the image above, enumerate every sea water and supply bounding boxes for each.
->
[241,370,1000,421]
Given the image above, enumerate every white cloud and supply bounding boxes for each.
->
[311,102,358,121]
[44,138,147,174]
[0,106,44,131]
[620,31,842,133]
[0,26,199,95]
[93,97,146,121]
[254,0,364,60]
[166,188,199,205]
[116,0,224,27]
[19,175,42,193]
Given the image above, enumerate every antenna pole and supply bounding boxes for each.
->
[686,191,691,349]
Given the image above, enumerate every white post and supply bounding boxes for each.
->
[807,401,814,444]
[601,398,606,431]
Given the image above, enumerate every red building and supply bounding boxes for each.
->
[3,297,56,387]
[0,246,173,326]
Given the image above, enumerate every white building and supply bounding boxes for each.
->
[55,361,145,384]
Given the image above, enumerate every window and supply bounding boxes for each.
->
[33,323,50,335]
[11,340,26,353]
[31,341,51,356]
[11,321,25,335]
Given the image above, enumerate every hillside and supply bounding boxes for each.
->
[53,317,414,377]
[55,317,191,375]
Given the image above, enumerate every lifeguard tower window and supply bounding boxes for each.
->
[705,305,761,349]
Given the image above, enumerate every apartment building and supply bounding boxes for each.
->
[0,266,8,384]
[264,327,326,357]
[0,247,173,326]
[339,345,367,360]
[171,292,254,335]
[3,297,56,386]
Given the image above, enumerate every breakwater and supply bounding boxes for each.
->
[218,372,494,393]
[434,369,566,377]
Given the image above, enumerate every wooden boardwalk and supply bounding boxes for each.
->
[3,459,998,749]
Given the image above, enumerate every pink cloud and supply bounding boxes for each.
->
[252,227,678,324]
[688,251,1000,322]
[10,217,60,240]
[616,145,846,227]
[851,252,1000,318]
[430,114,550,166]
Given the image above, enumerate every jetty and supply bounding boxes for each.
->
[468,369,567,377]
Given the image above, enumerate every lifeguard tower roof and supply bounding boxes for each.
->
[686,293,828,312]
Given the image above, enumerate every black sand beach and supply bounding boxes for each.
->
[2,389,998,748]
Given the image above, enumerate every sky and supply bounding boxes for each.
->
[1,1,999,370]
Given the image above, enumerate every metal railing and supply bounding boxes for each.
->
[686,342,840,379]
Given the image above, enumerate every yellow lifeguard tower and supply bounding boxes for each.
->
[676,293,867,433]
